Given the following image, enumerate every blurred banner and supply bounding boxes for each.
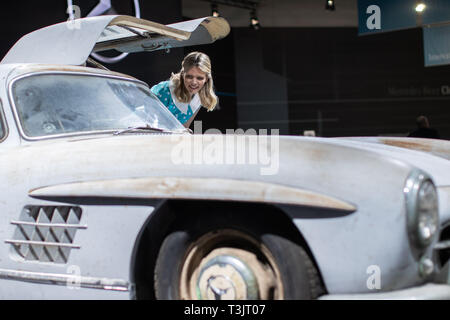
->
[421,0,450,66]
[358,0,450,35]
[423,25,450,67]
[358,0,450,66]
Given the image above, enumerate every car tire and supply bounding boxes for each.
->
[154,213,322,300]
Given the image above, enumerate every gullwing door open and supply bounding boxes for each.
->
[1,15,230,66]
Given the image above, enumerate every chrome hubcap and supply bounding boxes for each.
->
[179,230,284,300]
[197,254,259,300]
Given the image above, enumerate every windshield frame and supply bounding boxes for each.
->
[8,70,184,141]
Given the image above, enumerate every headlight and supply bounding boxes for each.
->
[404,170,439,249]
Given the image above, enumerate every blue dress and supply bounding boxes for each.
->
[151,80,201,125]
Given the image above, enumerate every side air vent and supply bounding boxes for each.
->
[6,206,85,264]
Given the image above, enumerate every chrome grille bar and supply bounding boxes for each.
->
[10,220,87,229]
[5,239,81,249]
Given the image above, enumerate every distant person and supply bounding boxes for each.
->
[408,115,440,139]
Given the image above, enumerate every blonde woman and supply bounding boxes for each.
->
[151,52,218,128]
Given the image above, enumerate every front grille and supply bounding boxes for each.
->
[6,206,85,264]
[435,223,450,268]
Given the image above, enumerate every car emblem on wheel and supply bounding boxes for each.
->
[207,275,235,300]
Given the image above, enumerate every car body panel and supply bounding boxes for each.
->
[0,130,419,295]
[1,15,230,66]
[332,137,450,187]
[0,15,448,299]
[0,205,152,299]
[341,136,450,162]
[29,176,357,212]
[98,16,231,53]
[332,137,450,225]
[0,65,446,296]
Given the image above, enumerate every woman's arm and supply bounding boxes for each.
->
[183,107,201,128]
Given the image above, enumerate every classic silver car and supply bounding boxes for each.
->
[0,15,449,300]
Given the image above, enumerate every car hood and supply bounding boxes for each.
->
[338,136,450,160]
[4,134,431,213]
[331,136,450,186]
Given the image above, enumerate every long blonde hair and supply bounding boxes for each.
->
[170,52,218,111]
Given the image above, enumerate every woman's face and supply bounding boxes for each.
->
[183,66,208,96]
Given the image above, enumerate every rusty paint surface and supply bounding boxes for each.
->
[109,16,190,40]
[380,139,432,152]
[379,138,450,160]
[0,133,419,295]
[29,176,356,212]
[341,136,450,161]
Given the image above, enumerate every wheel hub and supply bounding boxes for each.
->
[179,230,283,300]
[197,255,259,300]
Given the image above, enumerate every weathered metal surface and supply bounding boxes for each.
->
[29,177,357,212]
[0,204,151,299]
[333,137,450,187]
[0,131,425,294]
[1,16,117,65]
[0,268,129,291]
[0,17,448,299]
[342,136,450,161]
[0,130,445,297]
[1,15,230,66]
[97,16,231,53]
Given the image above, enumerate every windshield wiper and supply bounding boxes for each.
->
[113,124,169,135]
[173,128,193,134]
[114,124,192,135]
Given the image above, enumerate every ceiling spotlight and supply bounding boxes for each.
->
[326,0,335,11]
[250,9,260,30]
[415,3,426,12]
[211,3,220,17]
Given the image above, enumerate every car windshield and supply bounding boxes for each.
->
[11,73,186,138]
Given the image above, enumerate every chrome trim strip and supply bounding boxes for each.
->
[0,268,129,291]
[5,240,81,249]
[435,240,450,250]
[0,98,9,143]
[10,220,88,229]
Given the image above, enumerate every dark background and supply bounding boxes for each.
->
[1,1,450,137]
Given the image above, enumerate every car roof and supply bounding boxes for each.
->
[4,63,139,83]
[1,15,230,66]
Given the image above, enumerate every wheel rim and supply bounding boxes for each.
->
[179,229,284,300]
